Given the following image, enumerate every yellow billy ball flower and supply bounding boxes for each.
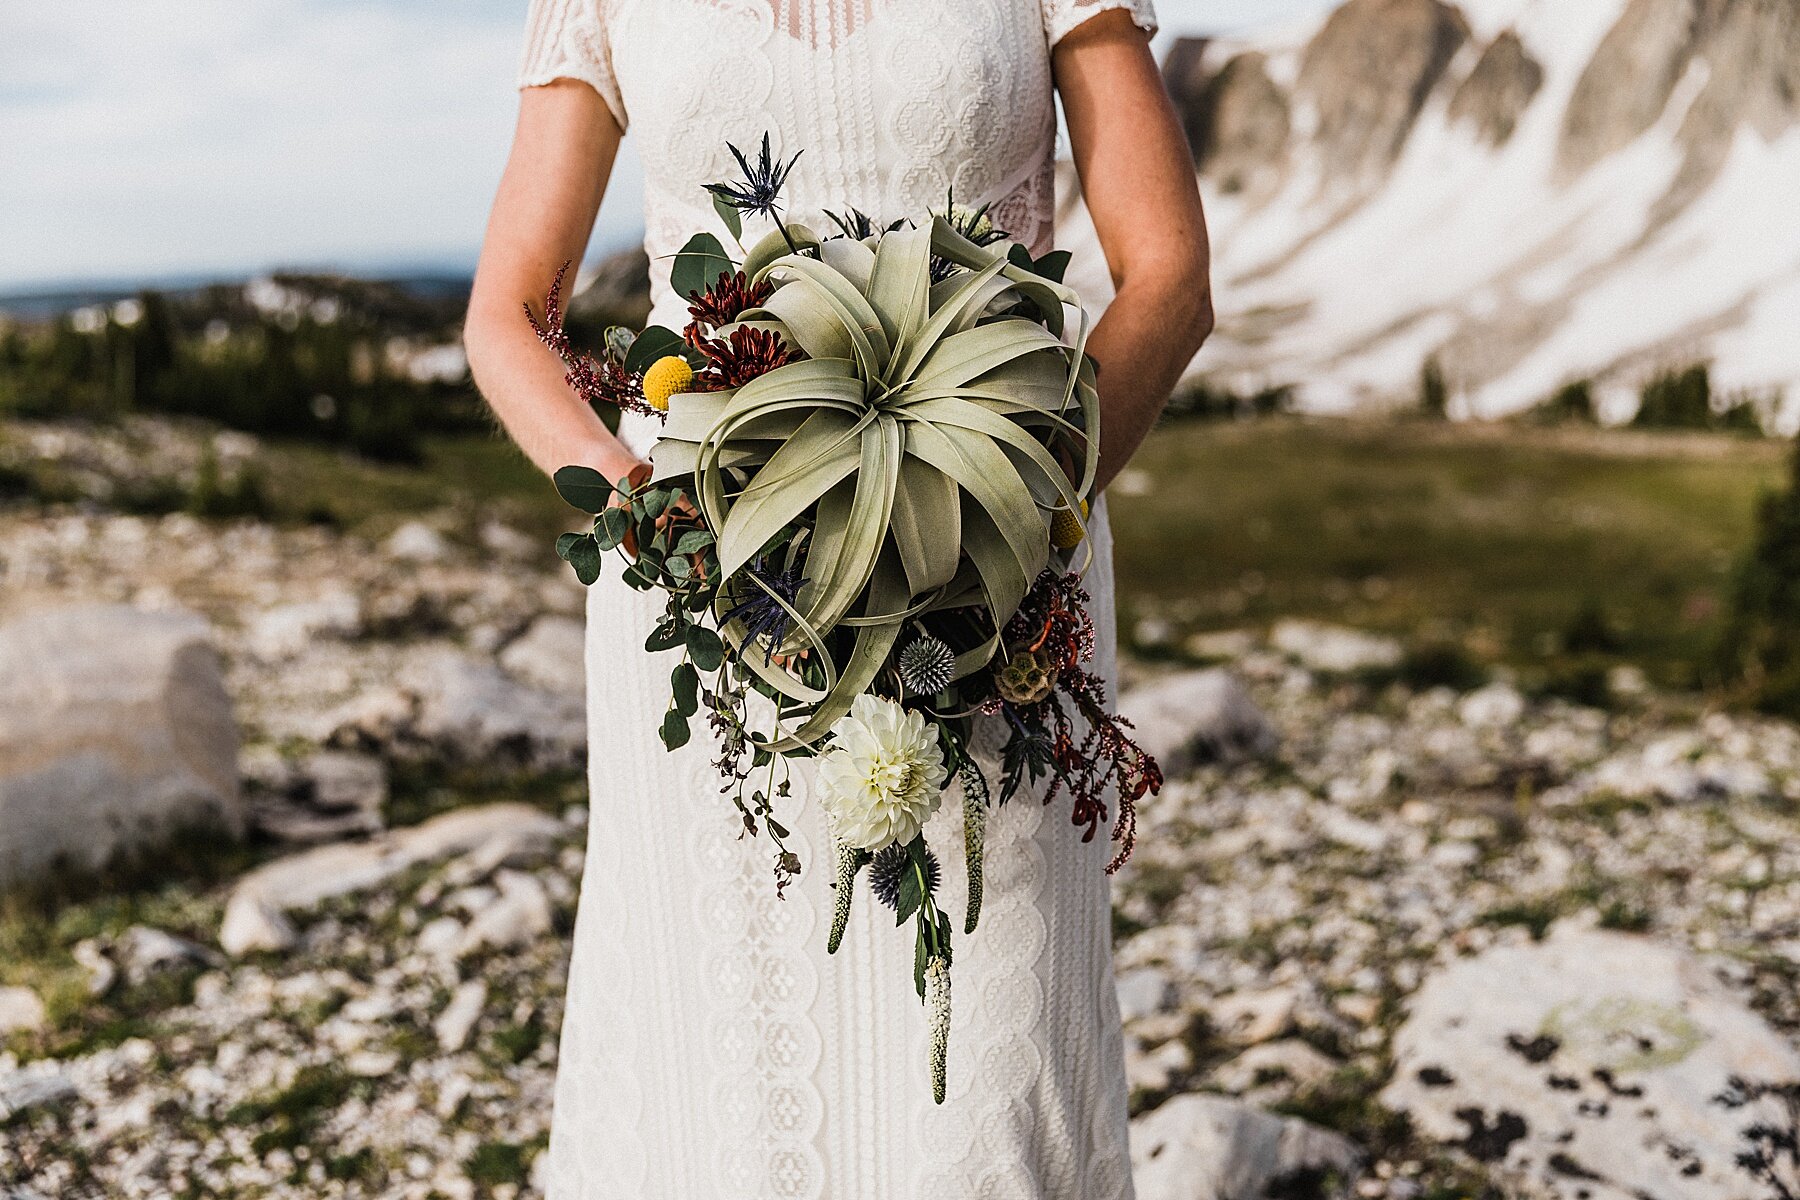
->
[1050,498,1089,550]
[642,354,694,412]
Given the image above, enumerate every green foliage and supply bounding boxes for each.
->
[1419,356,1449,418]
[1717,438,1800,718]
[1163,378,1292,423]
[465,1140,533,1187]
[0,278,485,460]
[1633,363,1762,434]
[1533,379,1595,425]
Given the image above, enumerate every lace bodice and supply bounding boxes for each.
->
[521,0,1156,339]
[520,3,1156,1197]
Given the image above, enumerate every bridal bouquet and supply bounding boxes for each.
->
[533,136,1161,1102]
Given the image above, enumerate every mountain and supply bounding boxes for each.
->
[1064,0,1800,419]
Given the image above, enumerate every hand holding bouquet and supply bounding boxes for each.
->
[532,136,1161,1102]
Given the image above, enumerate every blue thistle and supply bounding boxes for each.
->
[721,556,807,663]
[705,133,802,224]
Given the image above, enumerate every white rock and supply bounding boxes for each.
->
[243,591,361,660]
[0,605,242,888]
[1458,682,1526,730]
[434,980,488,1052]
[456,871,552,958]
[219,892,298,956]
[220,803,564,954]
[1119,669,1278,775]
[416,916,465,959]
[1382,924,1800,1199]
[0,986,46,1036]
[1116,966,1176,1024]
[1213,985,1301,1046]
[385,521,450,562]
[252,750,387,844]
[114,926,220,986]
[404,649,585,770]
[71,938,118,997]
[1270,620,1403,674]
[1213,1040,1339,1095]
[1131,1094,1364,1200]
[498,615,587,695]
[0,1067,77,1121]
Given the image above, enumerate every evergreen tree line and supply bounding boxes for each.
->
[0,280,486,461]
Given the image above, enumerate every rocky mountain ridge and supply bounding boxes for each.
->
[1079,0,1800,420]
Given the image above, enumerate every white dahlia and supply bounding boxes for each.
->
[816,695,948,851]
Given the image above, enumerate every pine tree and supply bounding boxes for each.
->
[1717,438,1800,717]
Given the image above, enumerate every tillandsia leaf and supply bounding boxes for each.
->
[960,760,990,935]
[926,954,951,1105]
[650,210,1100,748]
[826,840,872,955]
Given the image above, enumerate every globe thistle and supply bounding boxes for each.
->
[897,634,956,698]
[869,842,939,910]
[925,955,952,1105]
[826,839,872,955]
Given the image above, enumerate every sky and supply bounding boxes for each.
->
[0,0,1334,292]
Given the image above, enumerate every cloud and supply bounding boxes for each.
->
[0,0,1329,290]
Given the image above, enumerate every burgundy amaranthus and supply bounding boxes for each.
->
[1002,571,1162,873]
[694,325,800,391]
[684,270,773,337]
[679,270,797,391]
[526,262,657,418]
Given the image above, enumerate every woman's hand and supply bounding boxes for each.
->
[465,80,639,481]
[1054,13,1215,493]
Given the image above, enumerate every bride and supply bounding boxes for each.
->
[465,1,1211,1195]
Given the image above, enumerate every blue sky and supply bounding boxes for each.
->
[0,0,1333,291]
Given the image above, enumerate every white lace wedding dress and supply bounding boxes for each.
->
[519,1,1156,1195]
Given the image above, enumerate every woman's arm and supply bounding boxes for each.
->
[1054,13,1214,491]
[465,81,642,482]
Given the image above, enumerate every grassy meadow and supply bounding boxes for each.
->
[1108,417,1785,690]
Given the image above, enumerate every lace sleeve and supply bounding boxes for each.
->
[518,0,627,131]
[1041,0,1158,46]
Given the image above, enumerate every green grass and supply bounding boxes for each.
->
[1111,417,1785,688]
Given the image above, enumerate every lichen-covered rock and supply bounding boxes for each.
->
[0,604,242,889]
[1382,923,1800,1199]
[1131,1093,1364,1200]
[1119,668,1277,775]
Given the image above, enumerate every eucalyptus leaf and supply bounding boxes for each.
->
[563,536,603,586]
[712,192,743,241]
[671,662,700,716]
[670,232,733,300]
[686,624,725,672]
[624,325,687,375]
[553,465,615,514]
[659,708,691,751]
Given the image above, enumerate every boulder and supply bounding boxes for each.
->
[220,803,564,955]
[0,985,46,1036]
[498,615,587,696]
[1269,620,1403,675]
[1119,669,1277,775]
[384,521,450,563]
[1131,1093,1364,1200]
[0,605,242,889]
[248,750,387,845]
[1382,923,1800,1199]
[434,979,488,1052]
[405,649,585,770]
[112,926,221,986]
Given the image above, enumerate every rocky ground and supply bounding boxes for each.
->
[2,417,1798,1199]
